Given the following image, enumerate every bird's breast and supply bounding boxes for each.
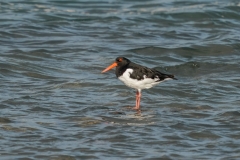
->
[118,68,161,89]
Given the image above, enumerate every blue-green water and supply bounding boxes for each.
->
[1,0,240,159]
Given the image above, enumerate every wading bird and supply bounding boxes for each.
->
[102,57,177,110]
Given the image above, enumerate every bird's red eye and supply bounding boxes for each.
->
[118,58,122,62]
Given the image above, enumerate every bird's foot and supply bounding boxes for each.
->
[132,106,140,111]
[125,106,141,112]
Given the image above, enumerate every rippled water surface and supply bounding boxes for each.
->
[1,0,240,159]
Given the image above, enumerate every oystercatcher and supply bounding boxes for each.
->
[101,57,177,110]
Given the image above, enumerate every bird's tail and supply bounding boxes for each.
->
[164,74,177,80]
[168,74,177,80]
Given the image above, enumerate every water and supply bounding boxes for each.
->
[1,0,240,159]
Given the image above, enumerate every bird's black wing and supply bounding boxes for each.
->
[129,63,177,81]
[151,69,177,81]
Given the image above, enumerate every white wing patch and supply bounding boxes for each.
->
[118,68,170,90]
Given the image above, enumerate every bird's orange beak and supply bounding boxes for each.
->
[101,62,118,73]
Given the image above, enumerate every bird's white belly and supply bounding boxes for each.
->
[118,69,164,90]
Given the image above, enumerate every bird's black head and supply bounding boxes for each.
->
[101,57,131,73]
[115,57,130,67]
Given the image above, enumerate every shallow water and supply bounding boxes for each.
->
[1,0,240,159]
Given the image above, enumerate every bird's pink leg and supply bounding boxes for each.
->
[133,89,141,110]
[135,91,139,109]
